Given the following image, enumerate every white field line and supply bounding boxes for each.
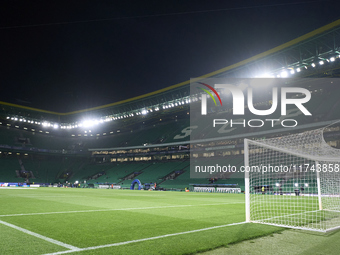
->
[260,209,320,222]
[7,195,84,198]
[0,187,37,189]
[0,202,244,218]
[0,219,80,251]
[43,221,247,255]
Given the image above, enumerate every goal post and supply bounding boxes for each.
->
[244,128,340,232]
[244,138,250,222]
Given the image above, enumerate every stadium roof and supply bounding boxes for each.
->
[2,18,340,124]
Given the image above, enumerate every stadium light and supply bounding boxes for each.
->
[311,63,316,67]
[42,122,51,127]
[296,68,301,72]
[280,70,288,78]
[319,60,324,65]
[82,119,98,128]
[330,57,335,62]
[141,109,148,115]
[294,183,299,187]
[256,72,275,78]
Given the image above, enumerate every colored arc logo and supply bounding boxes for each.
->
[197,82,223,106]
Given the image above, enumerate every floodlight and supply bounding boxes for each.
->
[311,63,316,67]
[280,70,288,78]
[319,60,324,65]
[294,183,299,187]
[82,120,95,127]
[257,73,274,78]
[330,57,335,62]
[290,69,295,74]
[53,124,59,129]
[296,68,301,72]
[141,110,148,115]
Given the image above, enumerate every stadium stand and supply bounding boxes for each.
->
[2,19,340,191]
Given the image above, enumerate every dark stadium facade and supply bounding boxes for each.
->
[2,20,340,191]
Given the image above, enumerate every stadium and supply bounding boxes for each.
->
[2,7,340,255]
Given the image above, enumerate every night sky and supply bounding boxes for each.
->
[1,0,339,112]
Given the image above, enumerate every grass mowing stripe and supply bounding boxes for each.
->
[0,202,244,217]
[43,221,247,255]
[0,219,80,251]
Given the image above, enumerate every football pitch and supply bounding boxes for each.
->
[3,188,340,255]
[0,188,284,255]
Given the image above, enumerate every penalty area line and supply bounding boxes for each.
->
[0,202,244,218]
[43,221,248,255]
[0,219,80,251]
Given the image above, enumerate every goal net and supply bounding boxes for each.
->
[244,128,340,232]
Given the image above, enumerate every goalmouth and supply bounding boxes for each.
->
[244,127,340,232]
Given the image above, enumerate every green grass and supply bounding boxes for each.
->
[0,188,282,255]
[202,229,340,255]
